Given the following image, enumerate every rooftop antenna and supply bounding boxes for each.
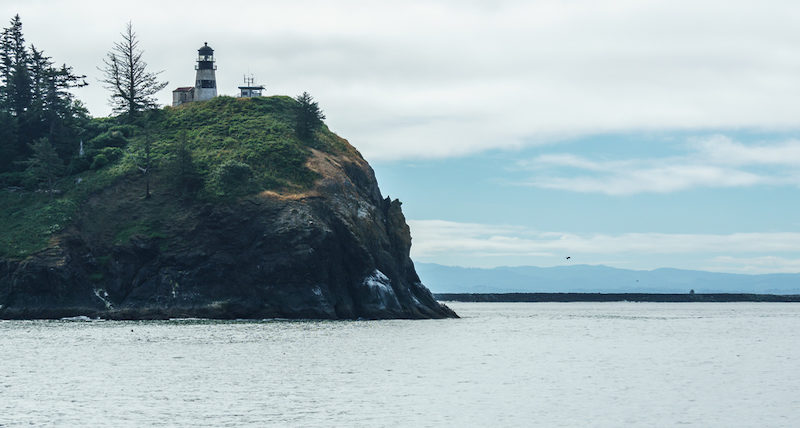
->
[238,73,264,98]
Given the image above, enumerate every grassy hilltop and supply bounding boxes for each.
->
[1,96,358,259]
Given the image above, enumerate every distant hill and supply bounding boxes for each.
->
[416,263,800,294]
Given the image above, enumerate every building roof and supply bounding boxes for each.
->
[238,85,265,90]
[198,42,213,55]
[173,87,194,92]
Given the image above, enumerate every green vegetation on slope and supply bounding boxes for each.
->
[148,95,325,193]
[0,96,357,259]
[0,15,358,259]
[0,192,76,257]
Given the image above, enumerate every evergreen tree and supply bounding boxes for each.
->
[22,137,64,197]
[0,14,31,118]
[294,92,325,141]
[137,126,154,199]
[0,110,17,174]
[0,15,29,165]
[100,22,167,122]
[169,130,200,195]
[35,50,88,160]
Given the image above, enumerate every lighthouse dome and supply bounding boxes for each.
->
[198,42,213,55]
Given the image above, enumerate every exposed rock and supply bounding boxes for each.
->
[0,148,456,320]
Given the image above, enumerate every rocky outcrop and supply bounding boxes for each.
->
[0,149,456,320]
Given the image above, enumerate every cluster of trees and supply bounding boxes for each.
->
[0,15,88,186]
[0,16,176,194]
[0,14,328,197]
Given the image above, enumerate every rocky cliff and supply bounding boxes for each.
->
[0,97,456,320]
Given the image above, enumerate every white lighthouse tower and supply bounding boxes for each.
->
[194,42,217,101]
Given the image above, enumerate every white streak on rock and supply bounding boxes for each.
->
[93,288,113,310]
[363,269,401,309]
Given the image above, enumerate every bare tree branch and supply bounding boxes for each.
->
[98,22,167,121]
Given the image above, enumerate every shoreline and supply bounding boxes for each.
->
[435,293,800,303]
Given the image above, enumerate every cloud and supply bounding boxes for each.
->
[5,1,800,160]
[408,220,556,256]
[521,162,765,195]
[694,135,800,166]
[408,219,800,273]
[515,135,800,195]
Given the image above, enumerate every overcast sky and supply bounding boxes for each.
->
[5,0,800,274]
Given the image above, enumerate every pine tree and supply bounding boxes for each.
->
[170,130,200,195]
[30,47,88,160]
[294,92,325,141]
[136,126,154,199]
[0,15,30,165]
[0,14,31,118]
[0,110,17,173]
[22,137,64,197]
[100,22,167,122]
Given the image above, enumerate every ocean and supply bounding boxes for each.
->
[1,302,799,427]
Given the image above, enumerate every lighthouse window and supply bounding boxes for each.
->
[200,80,215,88]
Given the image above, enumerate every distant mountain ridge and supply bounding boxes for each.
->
[416,263,800,294]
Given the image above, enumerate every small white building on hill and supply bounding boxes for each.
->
[238,75,264,98]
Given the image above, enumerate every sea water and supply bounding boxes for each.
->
[1,302,799,427]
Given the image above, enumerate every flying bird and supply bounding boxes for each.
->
[565,256,571,260]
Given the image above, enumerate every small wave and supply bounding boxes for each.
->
[59,315,100,322]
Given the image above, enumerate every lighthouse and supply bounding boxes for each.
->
[194,42,217,101]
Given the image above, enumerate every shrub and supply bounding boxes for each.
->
[88,130,128,150]
[90,153,108,170]
[90,147,124,170]
[68,156,91,174]
[109,125,138,138]
[0,171,28,188]
[211,160,252,195]
[98,147,123,163]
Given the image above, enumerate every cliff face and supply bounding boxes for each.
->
[0,130,456,320]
